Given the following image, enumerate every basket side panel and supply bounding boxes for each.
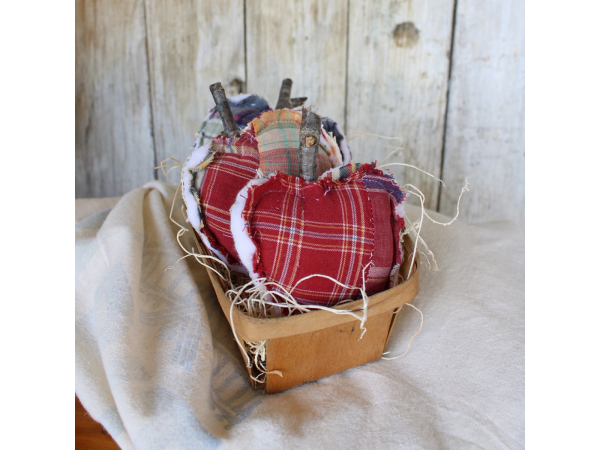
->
[265,310,394,393]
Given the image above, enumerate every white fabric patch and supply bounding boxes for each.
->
[395,199,406,263]
[230,176,273,281]
[395,202,405,219]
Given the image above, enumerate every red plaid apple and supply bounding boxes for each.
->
[230,163,406,306]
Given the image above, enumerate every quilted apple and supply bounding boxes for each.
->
[230,163,406,306]
[182,109,347,270]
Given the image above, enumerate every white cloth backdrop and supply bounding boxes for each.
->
[75,181,524,449]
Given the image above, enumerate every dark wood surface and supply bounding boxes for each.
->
[75,396,120,450]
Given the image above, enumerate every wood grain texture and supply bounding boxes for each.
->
[75,396,120,450]
[265,311,395,393]
[75,0,525,224]
[346,0,456,210]
[195,230,419,342]
[144,0,245,172]
[194,229,419,392]
[440,0,525,225]
[246,0,348,126]
[75,0,156,198]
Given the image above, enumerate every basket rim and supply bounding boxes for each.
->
[194,231,420,341]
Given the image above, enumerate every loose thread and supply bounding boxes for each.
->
[381,303,423,360]
[402,184,426,280]
[423,179,469,227]
[345,132,405,152]
[246,340,283,383]
[166,184,232,283]
[400,178,470,277]
[379,162,445,186]
[156,157,184,179]
[381,149,403,162]
[346,132,403,140]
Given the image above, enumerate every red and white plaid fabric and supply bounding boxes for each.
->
[198,133,260,265]
[237,163,406,306]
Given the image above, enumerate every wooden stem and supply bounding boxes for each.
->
[209,82,240,137]
[299,107,321,182]
[290,97,308,108]
[275,78,293,109]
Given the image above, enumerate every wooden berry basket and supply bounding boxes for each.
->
[193,231,419,394]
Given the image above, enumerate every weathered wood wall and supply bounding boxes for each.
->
[75,0,525,225]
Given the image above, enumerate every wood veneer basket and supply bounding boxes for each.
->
[193,231,419,394]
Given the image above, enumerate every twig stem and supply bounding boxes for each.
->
[299,107,321,182]
[290,97,308,108]
[275,78,293,109]
[209,82,240,137]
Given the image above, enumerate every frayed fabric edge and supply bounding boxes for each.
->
[181,143,211,233]
[230,175,274,281]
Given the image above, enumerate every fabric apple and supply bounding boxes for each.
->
[229,163,406,306]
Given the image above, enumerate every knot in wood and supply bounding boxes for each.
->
[304,135,317,147]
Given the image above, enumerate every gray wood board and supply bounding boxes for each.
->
[245,0,348,127]
[345,0,456,210]
[75,0,156,198]
[144,0,246,183]
[440,0,525,225]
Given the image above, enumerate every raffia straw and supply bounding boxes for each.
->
[345,132,405,152]
[164,184,232,283]
[245,340,282,383]
[156,157,184,179]
[381,149,404,162]
[423,179,470,227]
[376,162,467,279]
[226,265,373,337]
[381,303,424,360]
[402,212,438,272]
[378,162,445,186]
[402,184,425,280]
[345,131,403,141]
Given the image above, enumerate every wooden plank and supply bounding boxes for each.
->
[144,0,245,173]
[440,0,525,224]
[75,0,156,198]
[245,0,348,126]
[75,396,120,450]
[265,310,394,393]
[346,0,456,210]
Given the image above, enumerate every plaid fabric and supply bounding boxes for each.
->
[198,134,260,265]
[198,94,271,146]
[210,132,259,157]
[240,163,406,306]
[361,169,406,284]
[251,110,338,177]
